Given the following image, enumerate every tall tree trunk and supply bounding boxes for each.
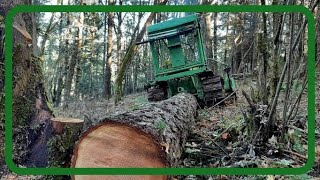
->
[0,0,53,167]
[213,12,218,70]
[281,1,295,142]
[39,13,58,58]
[316,2,320,62]
[45,40,56,101]
[114,1,168,103]
[63,39,77,107]
[266,0,320,137]
[54,1,67,107]
[133,56,139,92]
[143,43,150,82]
[224,13,230,63]
[260,0,268,105]
[0,1,6,165]
[73,1,84,99]
[104,0,115,99]
[271,0,282,97]
[64,8,84,107]
[204,13,214,71]
[116,3,123,75]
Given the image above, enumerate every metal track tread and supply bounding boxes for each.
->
[200,75,224,105]
[147,86,167,102]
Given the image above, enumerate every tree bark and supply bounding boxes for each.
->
[271,0,283,98]
[267,0,320,136]
[224,13,230,63]
[204,13,214,71]
[64,8,84,107]
[260,0,268,105]
[0,0,54,167]
[71,93,197,180]
[213,12,218,70]
[54,2,67,107]
[104,0,115,99]
[73,8,84,99]
[39,13,58,58]
[281,1,295,142]
[116,8,123,74]
[0,2,5,164]
[48,118,83,168]
[316,2,320,62]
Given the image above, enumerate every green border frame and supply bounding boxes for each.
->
[5,5,315,176]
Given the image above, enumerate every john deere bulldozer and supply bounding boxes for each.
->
[139,14,236,106]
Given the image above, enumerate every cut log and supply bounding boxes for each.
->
[51,117,84,134]
[71,93,198,180]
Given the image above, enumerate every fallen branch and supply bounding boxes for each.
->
[282,149,307,160]
[212,89,238,108]
[241,90,255,111]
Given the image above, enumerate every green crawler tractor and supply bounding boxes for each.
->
[139,14,236,106]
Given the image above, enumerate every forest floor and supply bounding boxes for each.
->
[1,77,319,180]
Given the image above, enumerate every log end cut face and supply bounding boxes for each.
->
[71,123,167,180]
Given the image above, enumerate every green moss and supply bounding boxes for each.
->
[15,43,22,50]
[48,125,82,168]
[155,119,166,134]
[11,51,52,164]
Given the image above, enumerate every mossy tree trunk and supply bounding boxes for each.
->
[39,13,58,58]
[0,1,6,166]
[54,3,72,107]
[258,0,269,105]
[63,37,77,106]
[316,2,320,63]
[203,12,214,71]
[73,2,84,99]
[63,10,84,108]
[213,11,218,71]
[53,7,65,107]
[115,5,123,75]
[104,0,115,99]
[48,118,83,168]
[0,0,54,167]
[271,0,282,98]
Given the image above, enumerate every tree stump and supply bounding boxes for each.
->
[48,118,84,168]
[71,93,198,180]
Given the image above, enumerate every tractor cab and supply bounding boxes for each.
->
[139,14,236,105]
[147,14,207,82]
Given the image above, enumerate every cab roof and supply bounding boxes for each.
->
[147,14,198,34]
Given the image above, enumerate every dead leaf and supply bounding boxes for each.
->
[221,133,229,140]
[210,117,217,123]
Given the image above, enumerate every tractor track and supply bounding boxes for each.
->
[200,75,224,105]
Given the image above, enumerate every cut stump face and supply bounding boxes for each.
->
[72,123,167,180]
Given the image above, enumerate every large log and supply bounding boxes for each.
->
[70,93,198,180]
